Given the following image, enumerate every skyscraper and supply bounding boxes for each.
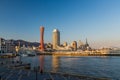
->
[52,29,60,49]
[40,26,44,51]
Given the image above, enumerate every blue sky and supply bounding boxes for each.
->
[0,0,120,48]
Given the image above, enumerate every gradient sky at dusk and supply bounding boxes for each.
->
[0,0,120,48]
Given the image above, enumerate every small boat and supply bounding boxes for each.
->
[18,49,36,57]
[20,53,28,57]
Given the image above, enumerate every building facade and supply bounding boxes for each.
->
[52,29,60,49]
[0,38,6,53]
[71,41,77,51]
[63,42,67,47]
[0,38,15,53]
[78,39,92,51]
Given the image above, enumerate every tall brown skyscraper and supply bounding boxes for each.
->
[40,26,44,51]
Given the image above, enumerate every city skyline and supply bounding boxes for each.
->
[0,0,120,48]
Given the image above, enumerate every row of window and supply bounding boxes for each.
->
[0,51,5,53]
[0,46,6,48]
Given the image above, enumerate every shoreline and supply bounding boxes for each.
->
[1,51,120,58]
[37,51,120,56]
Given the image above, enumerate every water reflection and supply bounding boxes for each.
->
[14,56,19,61]
[16,55,120,80]
[52,55,60,72]
[39,55,44,73]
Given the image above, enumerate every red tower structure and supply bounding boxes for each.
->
[40,26,44,51]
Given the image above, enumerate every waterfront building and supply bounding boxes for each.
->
[32,46,37,50]
[15,41,21,53]
[78,40,84,47]
[0,38,6,53]
[45,43,53,51]
[63,42,67,47]
[71,41,77,51]
[52,29,60,49]
[78,39,92,51]
[0,38,15,53]
[78,40,85,50]
[40,26,45,51]
[84,38,92,51]
[45,43,53,48]
[15,46,19,53]
[84,38,89,48]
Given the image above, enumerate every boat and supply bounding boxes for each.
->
[18,48,36,57]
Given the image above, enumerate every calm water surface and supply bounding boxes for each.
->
[15,55,120,80]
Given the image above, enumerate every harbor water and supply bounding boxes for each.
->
[14,55,120,80]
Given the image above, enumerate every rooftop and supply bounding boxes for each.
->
[53,29,59,32]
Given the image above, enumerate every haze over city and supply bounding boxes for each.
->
[0,0,120,48]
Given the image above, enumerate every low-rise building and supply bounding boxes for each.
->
[0,38,15,54]
[71,41,77,51]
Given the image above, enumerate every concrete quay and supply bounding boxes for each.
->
[38,51,120,56]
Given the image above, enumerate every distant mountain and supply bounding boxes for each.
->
[12,39,40,47]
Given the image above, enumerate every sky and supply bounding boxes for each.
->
[0,0,120,48]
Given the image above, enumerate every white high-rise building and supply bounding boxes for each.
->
[52,29,60,49]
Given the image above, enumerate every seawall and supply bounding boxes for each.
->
[37,51,120,56]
